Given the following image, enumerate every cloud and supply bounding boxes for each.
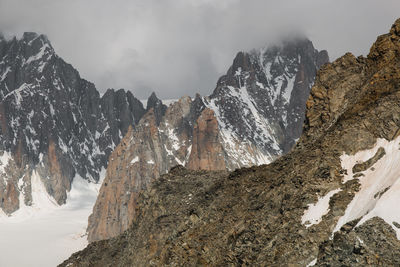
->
[0,0,399,99]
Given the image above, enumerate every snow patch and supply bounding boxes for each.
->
[0,66,10,82]
[130,156,139,164]
[306,258,317,267]
[0,169,105,267]
[25,43,50,65]
[302,188,341,228]
[0,151,11,174]
[333,136,400,238]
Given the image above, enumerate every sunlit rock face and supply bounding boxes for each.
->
[0,33,146,214]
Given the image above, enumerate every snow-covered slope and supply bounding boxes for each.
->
[0,33,146,215]
[334,135,400,237]
[206,38,329,165]
[0,170,105,267]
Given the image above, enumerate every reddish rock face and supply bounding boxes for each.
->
[87,38,329,242]
[187,108,226,171]
[88,97,194,242]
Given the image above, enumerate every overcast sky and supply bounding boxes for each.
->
[0,0,399,99]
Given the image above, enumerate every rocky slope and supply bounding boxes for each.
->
[62,18,400,266]
[87,38,328,241]
[0,33,146,215]
[205,38,328,163]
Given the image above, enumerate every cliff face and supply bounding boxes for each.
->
[62,18,400,266]
[207,38,329,162]
[186,108,226,171]
[88,96,195,241]
[0,33,145,215]
[87,38,328,242]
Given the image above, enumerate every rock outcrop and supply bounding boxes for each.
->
[62,18,400,266]
[87,38,328,242]
[0,33,146,214]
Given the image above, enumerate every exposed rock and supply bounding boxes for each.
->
[317,217,400,266]
[186,108,226,171]
[86,38,329,242]
[0,33,146,214]
[146,92,167,125]
[62,18,400,266]
[88,96,194,241]
[206,38,329,163]
[352,147,385,173]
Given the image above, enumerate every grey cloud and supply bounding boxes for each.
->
[0,0,399,99]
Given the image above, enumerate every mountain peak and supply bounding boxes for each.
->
[146,92,167,125]
[22,32,40,41]
[390,18,400,36]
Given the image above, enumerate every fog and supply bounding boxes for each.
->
[1,0,399,99]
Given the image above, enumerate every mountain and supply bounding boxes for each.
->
[61,18,400,266]
[205,38,329,164]
[0,32,145,215]
[87,38,328,241]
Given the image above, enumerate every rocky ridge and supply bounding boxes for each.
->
[87,38,328,241]
[0,33,146,214]
[62,18,400,266]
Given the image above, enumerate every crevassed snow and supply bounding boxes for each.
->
[301,188,341,228]
[333,136,400,238]
[0,169,105,267]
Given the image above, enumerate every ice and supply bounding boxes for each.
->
[333,136,400,238]
[0,170,104,267]
[301,188,341,228]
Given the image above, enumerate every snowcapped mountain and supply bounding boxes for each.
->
[63,18,400,267]
[87,38,329,241]
[205,38,329,166]
[0,32,146,215]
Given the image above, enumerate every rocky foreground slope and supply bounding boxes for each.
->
[87,38,328,241]
[0,33,146,214]
[62,19,400,266]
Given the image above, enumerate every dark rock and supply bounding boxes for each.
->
[0,33,146,213]
[352,147,386,173]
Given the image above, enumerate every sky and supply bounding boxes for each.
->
[0,0,399,99]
